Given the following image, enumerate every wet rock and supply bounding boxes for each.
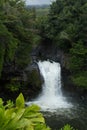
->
[31,43,67,68]
[25,62,44,88]
[22,62,44,99]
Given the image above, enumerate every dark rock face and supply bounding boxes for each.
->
[31,43,66,68]
[30,43,87,98]
[23,62,44,100]
[0,61,44,101]
[25,63,44,88]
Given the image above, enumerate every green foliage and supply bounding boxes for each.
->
[35,5,50,17]
[0,43,5,77]
[16,93,25,108]
[70,41,87,56]
[72,76,87,89]
[60,124,77,130]
[6,84,20,92]
[72,71,87,89]
[0,22,18,76]
[69,56,84,71]
[28,69,43,88]
[32,34,41,46]
[0,0,41,73]
[0,0,42,97]
[48,0,87,46]
[69,41,87,85]
[0,93,51,130]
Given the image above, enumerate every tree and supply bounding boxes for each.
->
[0,22,18,76]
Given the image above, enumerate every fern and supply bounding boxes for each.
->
[60,124,77,130]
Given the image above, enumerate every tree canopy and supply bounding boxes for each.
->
[0,0,41,76]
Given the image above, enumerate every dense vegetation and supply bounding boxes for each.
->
[39,0,87,89]
[0,0,86,129]
[0,0,41,73]
[27,5,49,17]
[0,0,42,98]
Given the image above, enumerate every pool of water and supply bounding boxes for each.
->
[43,98,87,130]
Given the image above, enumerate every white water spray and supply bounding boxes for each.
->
[27,60,72,111]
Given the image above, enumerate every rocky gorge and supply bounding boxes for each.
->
[0,42,86,101]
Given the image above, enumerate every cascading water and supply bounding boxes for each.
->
[26,60,87,129]
[27,60,72,111]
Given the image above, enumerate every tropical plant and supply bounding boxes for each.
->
[0,93,50,130]
[60,124,77,130]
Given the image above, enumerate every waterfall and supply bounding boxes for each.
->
[27,60,72,111]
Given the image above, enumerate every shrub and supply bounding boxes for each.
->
[0,93,50,130]
[60,124,77,130]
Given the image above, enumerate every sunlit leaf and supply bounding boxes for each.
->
[30,117,45,123]
[26,125,34,130]
[16,93,25,108]
[16,118,32,129]
[0,98,4,107]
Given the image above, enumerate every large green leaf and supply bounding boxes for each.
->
[0,98,4,108]
[26,125,34,130]
[24,112,43,119]
[23,105,41,118]
[16,118,33,129]
[35,123,51,130]
[30,117,45,123]
[25,104,41,112]
[0,108,5,127]
[16,93,25,108]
